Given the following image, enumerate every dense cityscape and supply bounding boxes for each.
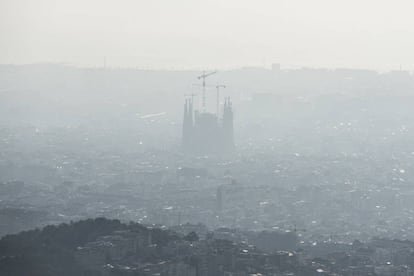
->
[2,64,414,275]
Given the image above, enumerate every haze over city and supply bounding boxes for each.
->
[4,1,414,276]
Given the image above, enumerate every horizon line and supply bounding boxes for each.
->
[0,62,412,74]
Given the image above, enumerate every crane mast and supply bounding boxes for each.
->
[197,70,217,111]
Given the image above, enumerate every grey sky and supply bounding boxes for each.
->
[1,0,414,70]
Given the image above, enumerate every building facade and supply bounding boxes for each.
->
[182,98,234,155]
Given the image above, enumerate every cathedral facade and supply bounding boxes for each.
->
[182,98,234,155]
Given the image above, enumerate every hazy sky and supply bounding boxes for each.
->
[1,0,414,70]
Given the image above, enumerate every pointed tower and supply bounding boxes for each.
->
[182,99,190,151]
[188,98,194,127]
[222,97,235,153]
[182,99,195,153]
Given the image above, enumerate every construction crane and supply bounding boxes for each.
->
[197,71,217,111]
[215,84,226,117]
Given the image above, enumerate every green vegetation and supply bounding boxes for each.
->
[0,218,176,276]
